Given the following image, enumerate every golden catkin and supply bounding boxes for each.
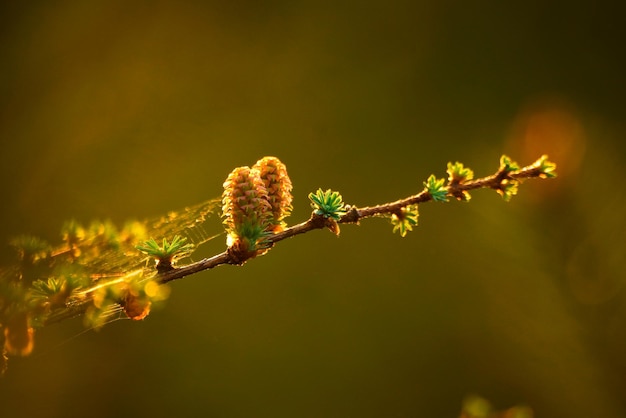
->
[252,156,293,232]
[222,165,273,251]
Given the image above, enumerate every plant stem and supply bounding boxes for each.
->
[158,159,548,284]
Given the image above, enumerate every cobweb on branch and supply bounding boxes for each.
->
[85,197,224,277]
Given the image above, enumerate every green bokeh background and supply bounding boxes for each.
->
[1,1,625,417]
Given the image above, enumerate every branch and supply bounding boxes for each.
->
[158,155,556,283]
[0,154,556,374]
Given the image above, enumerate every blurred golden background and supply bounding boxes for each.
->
[1,1,625,417]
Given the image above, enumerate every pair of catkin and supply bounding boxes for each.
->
[222,157,293,255]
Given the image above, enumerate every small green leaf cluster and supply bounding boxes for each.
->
[135,236,194,272]
[496,155,521,202]
[533,154,557,178]
[424,175,448,202]
[447,161,475,183]
[390,205,419,237]
[308,189,347,221]
[9,236,51,266]
[499,155,520,172]
[30,271,85,322]
[497,178,520,202]
[447,162,474,201]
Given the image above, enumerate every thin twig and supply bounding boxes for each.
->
[158,160,547,284]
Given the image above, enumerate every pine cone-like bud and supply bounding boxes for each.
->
[222,166,273,252]
[252,156,293,232]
